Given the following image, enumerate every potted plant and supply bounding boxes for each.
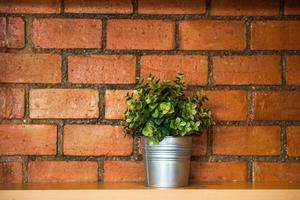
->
[122,73,213,188]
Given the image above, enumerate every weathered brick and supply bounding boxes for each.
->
[0,162,22,183]
[138,0,206,14]
[0,124,56,155]
[251,21,300,50]
[192,133,207,156]
[205,90,248,121]
[30,89,99,119]
[211,0,279,16]
[107,20,175,50]
[68,55,136,84]
[28,161,98,183]
[287,126,300,156]
[64,0,132,14]
[213,55,281,85]
[286,56,300,85]
[0,88,24,119]
[0,0,60,13]
[179,20,245,50]
[213,126,280,155]
[190,162,248,182]
[0,17,24,48]
[0,53,61,83]
[33,19,102,48]
[105,90,134,119]
[285,0,300,15]
[253,162,300,182]
[140,55,208,85]
[253,92,300,120]
[64,125,133,156]
[104,161,144,182]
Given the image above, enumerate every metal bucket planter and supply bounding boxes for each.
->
[143,136,192,188]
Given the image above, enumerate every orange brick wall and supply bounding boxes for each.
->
[0,0,300,184]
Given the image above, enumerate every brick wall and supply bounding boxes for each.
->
[0,0,300,184]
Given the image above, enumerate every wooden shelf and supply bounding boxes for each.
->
[1,182,300,200]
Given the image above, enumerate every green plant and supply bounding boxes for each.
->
[122,73,213,144]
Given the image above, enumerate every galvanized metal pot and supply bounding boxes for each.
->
[143,136,192,188]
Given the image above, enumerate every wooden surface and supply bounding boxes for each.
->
[0,182,300,200]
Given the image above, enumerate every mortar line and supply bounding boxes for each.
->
[61,0,65,14]
[205,0,211,17]
[245,18,252,51]
[24,86,31,123]
[1,82,300,91]
[12,154,300,163]
[280,0,285,16]
[135,54,141,80]
[2,48,300,56]
[246,90,254,125]
[98,88,106,121]
[57,121,64,156]
[247,160,253,182]
[61,50,68,83]
[0,153,298,164]
[1,118,300,126]
[280,122,288,161]
[132,136,140,160]
[98,158,104,182]
[22,156,29,183]
[207,127,213,157]
[281,54,287,85]
[132,0,138,15]
[1,13,300,20]
[24,16,33,51]
[207,53,214,85]
[101,18,107,50]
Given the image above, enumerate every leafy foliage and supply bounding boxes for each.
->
[122,73,213,144]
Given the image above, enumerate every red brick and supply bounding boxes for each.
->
[105,90,134,119]
[287,126,300,156]
[68,55,136,84]
[0,162,22,183]
[138,0,206,14]
[213,126,280,155]
[30,89,99,119]
[107,20,175,50]
[251,21,300,50]
[253,92,300,120]
[28,161,98,183]
[286,56,300,85]
[179,20,245,50]
[192,133,207,156]
[64,125,133,156]
[104,161,144,182]
[140,55,208,85]
[0,88,24,119]
[64,0,132,14]
[0,53,61,83]
[253,162,300,182]
[0,17,24,48]
[0,0,60,13]
[213,55,281,85]
[33,19,102,48]
[285,0,300,15]
[190,162,247,182]
[205,90,247,121]
[0,124,56,155]
[211,0,279,16]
